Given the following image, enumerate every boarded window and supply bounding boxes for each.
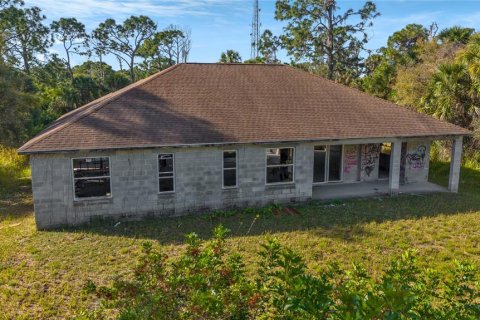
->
[223,150,237,188]
[73,157,111,199]
[266,148,294,184]
[158,154,174,193]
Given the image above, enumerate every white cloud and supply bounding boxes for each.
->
[444,10,480,28]
[25,0,243,22]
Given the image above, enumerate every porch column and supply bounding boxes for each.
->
[448,136,463,193]
[389,141,402,195]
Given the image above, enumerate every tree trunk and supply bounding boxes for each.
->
[66,50,73,80]
[23,56,30,74]
[99,54,104,84]
[129,56,135,82]
[326,0,335,80]
[21,45,30,74]
[117,56,123,71]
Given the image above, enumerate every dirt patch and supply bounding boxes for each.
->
[272,206,301,216]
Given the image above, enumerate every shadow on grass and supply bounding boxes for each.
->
[0,179,32,222]
[60,192,478,245]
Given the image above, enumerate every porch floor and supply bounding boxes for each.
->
[312,180,448,200]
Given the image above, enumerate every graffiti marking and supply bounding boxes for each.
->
[406,145,427,169]
[344,147,358,174]
[361,144,380,177]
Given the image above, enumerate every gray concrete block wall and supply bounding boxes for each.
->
[360,144,380,181]
[343,145,360,183]
[30,143,313,229]
[389,141,402,193]
[341,143,381,183]
[29,139,435,229]
[403,140,430,183]
[448,137,463,192]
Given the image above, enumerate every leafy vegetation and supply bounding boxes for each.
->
[219,49,242,63]
[0,145,29,193]
[275,0,379,81]
[361,24,480,153]
[0,1,192,146]
[82,226,480,319]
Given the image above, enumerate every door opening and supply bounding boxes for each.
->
[400,142,407,184]
[378,143,391,180]
[313,145,343,184]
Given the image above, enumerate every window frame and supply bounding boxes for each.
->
[312,145,344,185]
[71,156,112,201]
[265,147,295,186]
[222,150,238,189]
[157,153,175,194]
[327,144,344,183]
[313,146,328,184]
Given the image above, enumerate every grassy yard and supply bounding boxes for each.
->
[1,150,480,319]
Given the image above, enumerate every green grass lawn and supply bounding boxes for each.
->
[1,156,480,319]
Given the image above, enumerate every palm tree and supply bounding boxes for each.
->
[421,63,473,127]
[438,26,475,45]
[457,34,480,94]
[219,50,242,63]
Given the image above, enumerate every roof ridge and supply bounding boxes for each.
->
[185,62,287,66]
[19,64,182,152]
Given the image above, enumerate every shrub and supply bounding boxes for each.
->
[84,225,254,320]
[84,226,480,319]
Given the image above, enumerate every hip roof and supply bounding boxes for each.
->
[18,63,471,154]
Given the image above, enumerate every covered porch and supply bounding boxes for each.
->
[310,136,463,200]
[313,180,448,200]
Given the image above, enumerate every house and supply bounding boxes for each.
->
[18,63,471,229]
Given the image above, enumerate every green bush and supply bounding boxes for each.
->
[83,226,480,319]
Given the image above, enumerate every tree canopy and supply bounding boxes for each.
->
[50,18,87,79]
[219,50,242,63]
[275,0,379,81]
[95,15,157,82]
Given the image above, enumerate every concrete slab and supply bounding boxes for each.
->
[312,180,448,200]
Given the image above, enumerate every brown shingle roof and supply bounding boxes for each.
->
[18,63,470,154]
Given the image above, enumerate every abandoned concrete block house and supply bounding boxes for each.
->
[18,63,471,229]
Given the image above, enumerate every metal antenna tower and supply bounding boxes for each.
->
[250,0,260,59]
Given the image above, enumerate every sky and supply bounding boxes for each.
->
[24,0,480,67]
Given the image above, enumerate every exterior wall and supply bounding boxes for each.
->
[360,144,381,181]
[342,145,360,183]
[30,143,313,229]
[30,138,434,229]
[336,140,432,185]
[402,140,430,183]
[448,136,463,192]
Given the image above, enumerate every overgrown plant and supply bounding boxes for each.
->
[0,145,29,192]
[83,226,480,319]
[84,225,254,319]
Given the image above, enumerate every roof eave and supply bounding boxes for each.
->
[17,64,183,154]
[17,132,471,155]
